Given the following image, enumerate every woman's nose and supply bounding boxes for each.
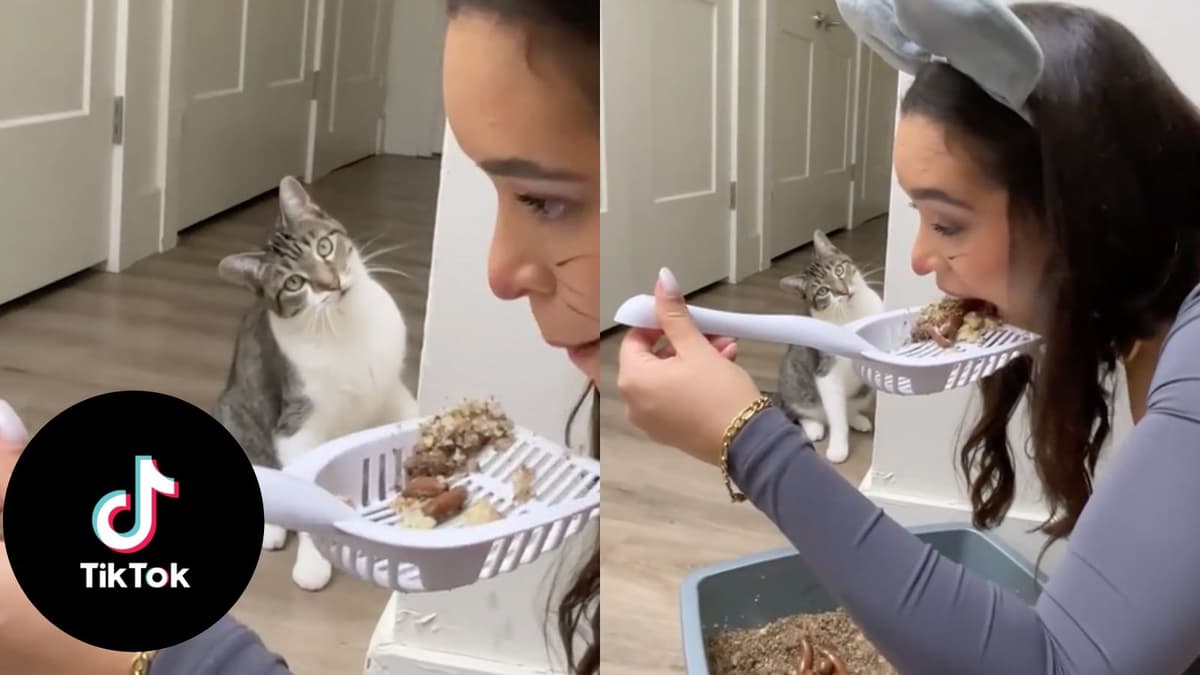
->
[487,224,551,300]
[910,225,938,277]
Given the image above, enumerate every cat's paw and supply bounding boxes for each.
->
[292,549,333,591]
[825,442,850,464]
[263,524,288,551]
[850,413,874,433]
[800,419,827,442]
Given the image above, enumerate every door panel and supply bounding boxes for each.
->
[0,0,116,304]
[766,0,857,258]
[852,41,898,225]
[310,0,391,179]
[637,0,733,296]
[179,0,317,229]
[601,0,733,312]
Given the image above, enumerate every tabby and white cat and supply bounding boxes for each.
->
[776,230,883,464]
[215,176,419,591]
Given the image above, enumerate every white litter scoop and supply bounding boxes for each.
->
[614,294,1042,395]
[253,417,599,593]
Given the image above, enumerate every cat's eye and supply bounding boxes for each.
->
[283,275,306,292]
[316,236,333,257]
[834,263,847,277]
[816,287,831,298]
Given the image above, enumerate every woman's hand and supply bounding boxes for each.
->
[617,269,763,465]
[0,400,135,675]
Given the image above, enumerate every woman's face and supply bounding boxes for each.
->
[442,14,601,381]
[893,114,1039,327]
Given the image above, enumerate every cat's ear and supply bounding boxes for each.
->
[218,252,266,291]
[278,176,321,227]
[812,229,839,257]
[780,274,807,295]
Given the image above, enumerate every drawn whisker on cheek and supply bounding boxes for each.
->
[555,253,598,268]
[557,278,587,295]
[564,301,599,321]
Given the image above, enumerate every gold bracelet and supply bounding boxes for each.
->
[130,651,157,675]
[720,395,773,503]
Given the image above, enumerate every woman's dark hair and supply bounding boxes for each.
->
[901,3,1200,563]
[445,2,600,673]
[446,0,600,110]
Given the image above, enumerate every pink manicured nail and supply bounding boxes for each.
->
[0,399,28,448]
[658,267,681,296]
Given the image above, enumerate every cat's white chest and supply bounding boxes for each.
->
[271,279,407,431]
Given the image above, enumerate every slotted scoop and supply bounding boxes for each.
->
[614,294,1042,395]
[251,417,598,593]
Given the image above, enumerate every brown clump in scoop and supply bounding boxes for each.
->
[393,399,516,529]
[910,297,1000,348]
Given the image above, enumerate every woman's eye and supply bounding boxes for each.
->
[316,236,333,257]
[931,222,963,237]
[284,275,306,292]
[517,194,570,221]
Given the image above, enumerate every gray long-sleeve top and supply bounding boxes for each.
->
[152,615,292,674]
[728,282,1200,675]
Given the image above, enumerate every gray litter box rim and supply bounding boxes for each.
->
[678,522,1045,674]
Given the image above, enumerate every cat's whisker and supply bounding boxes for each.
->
[355,231,389,251]
[367,266,419,284]
[361,244,410,263]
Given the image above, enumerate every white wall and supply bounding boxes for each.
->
[868,0,1200,569]
[383,1,446,157]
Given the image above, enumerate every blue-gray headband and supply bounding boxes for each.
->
[835,0,1044,123]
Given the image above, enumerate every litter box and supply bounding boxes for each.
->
[679,523,1045,674]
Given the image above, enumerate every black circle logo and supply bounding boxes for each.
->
[2,390,264,652]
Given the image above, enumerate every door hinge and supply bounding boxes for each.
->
[311,69,321,100]
[112,96,124,145]
[729,181,737,210]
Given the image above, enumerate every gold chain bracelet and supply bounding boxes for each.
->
[720,395,773,503]
[130,651,157,675]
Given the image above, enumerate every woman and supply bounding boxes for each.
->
[619,4,1200,674]
[0,1,601,673]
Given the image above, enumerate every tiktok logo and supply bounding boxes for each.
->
[91,455,179,554]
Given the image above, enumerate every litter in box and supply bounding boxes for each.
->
[706,609,898,675]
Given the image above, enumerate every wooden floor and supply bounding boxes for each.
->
[0,155,440,674]
[598,220,889,675]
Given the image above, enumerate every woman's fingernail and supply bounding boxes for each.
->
[0,400,28,448]
[658,267,681,297]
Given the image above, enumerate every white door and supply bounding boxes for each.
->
[382,0,446,157]
[601,0,734,326]
[310,0,393,180]
[606,0,734,307]
[0,1,117,305]
[178,0,319,229]
[851,40,898,226]
[764,0,858,259]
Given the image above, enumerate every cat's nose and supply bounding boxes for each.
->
[312,266,341,291]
